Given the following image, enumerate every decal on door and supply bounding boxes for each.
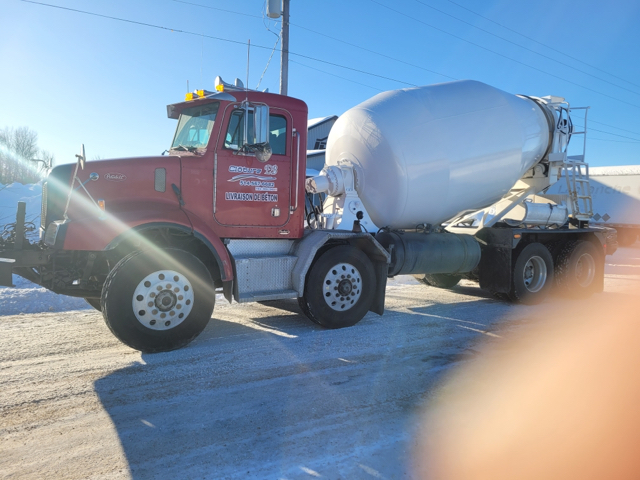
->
[225,192,279,202]
[226,164,279,199]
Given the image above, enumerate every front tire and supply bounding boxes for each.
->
[509,242,553,305]
[300,245,375,329]
[101,248,215,352]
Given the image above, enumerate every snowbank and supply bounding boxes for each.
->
[0,181,43,236]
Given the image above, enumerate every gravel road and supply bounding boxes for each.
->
[1,246,638,479]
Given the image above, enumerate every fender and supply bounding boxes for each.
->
[59,203,233,282]
[181,208,233,281]
[61,202,191,251]
[292,230,390,315]
[105,221,232,282]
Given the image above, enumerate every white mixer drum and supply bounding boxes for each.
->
[325,80,552,229]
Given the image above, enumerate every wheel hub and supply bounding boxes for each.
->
[523,256,547,293]
[322,262,362,311]
[132,270,194,330]
[337,279,353,296]
[575,253,596,287]
[155,290,177,312]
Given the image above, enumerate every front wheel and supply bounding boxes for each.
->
[509,242,554,305]
[101,248,215,352]
[299,245,375,329]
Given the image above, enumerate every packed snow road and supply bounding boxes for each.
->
[1,247,639,479]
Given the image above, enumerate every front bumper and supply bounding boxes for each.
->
[0,248,53,287]
[0,201,58,287]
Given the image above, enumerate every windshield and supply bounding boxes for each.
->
[171,102,219,150]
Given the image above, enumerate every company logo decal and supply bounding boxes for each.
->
[227,164,279,193]
[104,172,127,182]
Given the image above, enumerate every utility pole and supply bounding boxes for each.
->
[279,0,290,96]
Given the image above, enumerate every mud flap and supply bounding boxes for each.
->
[371,261,388,315]
[476,228,514,294]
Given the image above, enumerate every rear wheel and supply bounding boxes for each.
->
[555,240,601,297]
[101,248,215,352]
[509,242,553,305]
[299,245,375,329]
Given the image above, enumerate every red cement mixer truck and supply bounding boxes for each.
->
[0,78,615,352]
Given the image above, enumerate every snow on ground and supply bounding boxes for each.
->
[1,275,91,315]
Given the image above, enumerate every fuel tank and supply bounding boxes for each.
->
[325,80,553,229]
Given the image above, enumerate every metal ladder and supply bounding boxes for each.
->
[561,106,593,221]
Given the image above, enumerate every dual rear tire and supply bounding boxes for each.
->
[508,243,554,304]
[555,240,601,297]
[507,240,600,304]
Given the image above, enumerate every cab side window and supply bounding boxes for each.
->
[223,109,287,155]
[224,109,254,150]
[269,115,287,155]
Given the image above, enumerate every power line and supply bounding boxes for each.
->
[411,0,640,97]
[589,137,640,144]
[444,0,640,90]
[290,59,383,92]
[166,0,640,137]
[591,128,640,142]
[168,0,456,82]
[575,123,640,142]
[19,0,640,140]
[255,4,281,90]
[368,0,640,110]
[589,119,640,138]
[170,0,262,19]
[164,0,640,136]
[20,0,417,88]
[290,23,457,82]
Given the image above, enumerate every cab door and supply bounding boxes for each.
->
[213,103,293,229]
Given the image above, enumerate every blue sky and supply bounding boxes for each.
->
[2,0,640,166]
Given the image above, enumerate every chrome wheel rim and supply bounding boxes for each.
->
[575,253,596,287]
[322,262,362,311]
[523,256,547,293]
[132,270,194,330]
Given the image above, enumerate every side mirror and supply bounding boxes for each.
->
[254,105,270,145]
[242,104,272,163]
